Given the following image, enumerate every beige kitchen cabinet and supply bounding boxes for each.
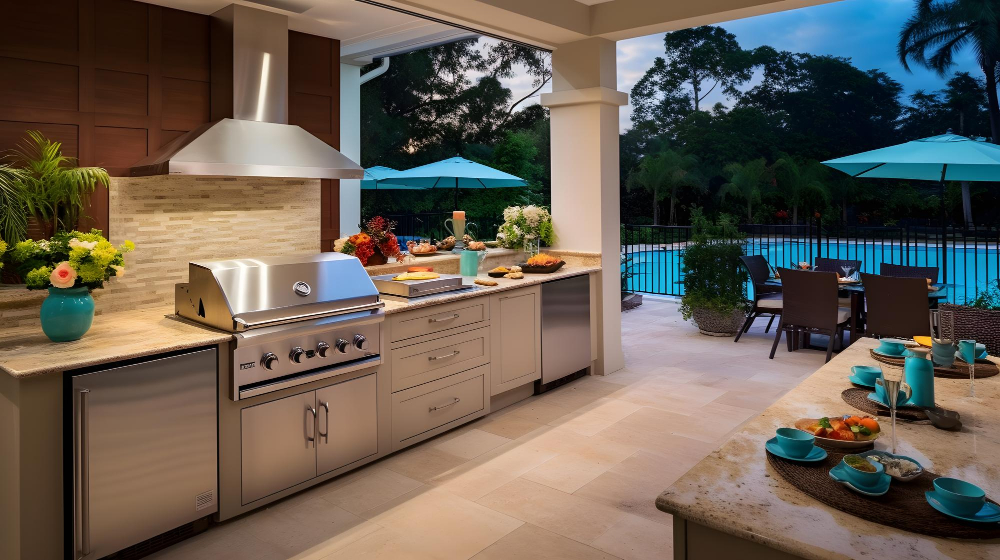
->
[489,285,542,396]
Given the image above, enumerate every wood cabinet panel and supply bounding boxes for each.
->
[0,121,78,157]
[490,286,542,395]
[290,92,333,135]
[94,70,148,116]
[161,77,210,130]
[0,0,79,61]
[0,58,78,111]
[93,126,147,171]
[161,8,210,82]
[95,0,149,69]
[289,31,333,88]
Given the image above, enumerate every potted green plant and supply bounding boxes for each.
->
[8,130,109,239]
[679,209,748,336]
[495,205,555,252]
[10,230,134,342]
[940,281,1000,355]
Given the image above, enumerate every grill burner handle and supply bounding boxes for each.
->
[290,347,306,363]
[261,352,278,370]
[317,342,331,358]
[354,335,369,351]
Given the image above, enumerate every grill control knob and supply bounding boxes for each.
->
[334,339,350,354]
[290,347,305,363]
[261,352,278,370]
[317,342,331,358]
[353,334,369,351]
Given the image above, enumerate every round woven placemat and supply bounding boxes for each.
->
[766,449,1000,539]
[869,349,998,379]
[841,388,929,421]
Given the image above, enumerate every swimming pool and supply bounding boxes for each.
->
[622,238,1000,304]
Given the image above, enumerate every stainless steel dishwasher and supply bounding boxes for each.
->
[71,347,218,560]
[540,274,592,388]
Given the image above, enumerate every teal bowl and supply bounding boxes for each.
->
[841,455,885,489]
[877,340,905,355]
[851,365,881,385]
[934,478,986,516]
[775,428,814,459]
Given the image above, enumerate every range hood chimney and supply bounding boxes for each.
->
[130,4,363,180]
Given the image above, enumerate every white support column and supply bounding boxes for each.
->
[340,63,362,236]
[541,38,627,375]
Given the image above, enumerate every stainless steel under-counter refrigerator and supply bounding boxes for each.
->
[71,347,218,560]
[540,274,592,386]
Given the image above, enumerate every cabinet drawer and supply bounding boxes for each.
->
[392,367,486,444]
[390,326,489,392]
[390,299,488,342]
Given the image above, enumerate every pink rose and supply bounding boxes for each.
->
[50,261,78,289]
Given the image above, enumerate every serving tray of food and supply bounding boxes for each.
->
[518,253,565,273]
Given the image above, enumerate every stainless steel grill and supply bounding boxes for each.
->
[175,253,384,400]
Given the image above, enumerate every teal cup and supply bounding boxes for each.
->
[851,365,881,385]
[874,378,909,404]
[958,339,978,364]
[840,456,885,489]
[905,351,935,407]
[933,478,986,516]
[877,339,905,355]
[932,339,957,367]
[775,428,814,459]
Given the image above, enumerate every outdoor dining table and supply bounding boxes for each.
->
[763,277,949,342]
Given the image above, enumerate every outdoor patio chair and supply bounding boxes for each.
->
[814,257,862,275]
[735,255,782,342]
[880,263,939,283]
[770,268,850,362]
[860,273,932,339]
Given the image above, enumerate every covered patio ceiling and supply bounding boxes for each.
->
[358,0,842,48]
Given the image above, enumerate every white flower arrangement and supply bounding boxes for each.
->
[496,205,554,249]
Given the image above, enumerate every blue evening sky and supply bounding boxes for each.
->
[497,0,981,132]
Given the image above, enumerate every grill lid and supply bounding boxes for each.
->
[175,253,382,332]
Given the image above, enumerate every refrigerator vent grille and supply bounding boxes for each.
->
[195,490,215,511]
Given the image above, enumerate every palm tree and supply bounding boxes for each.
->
[772,157,829,224]
[0,165,27,243]
[898,0,1000,142]
[627,148,703,225]
[718,158,768,222]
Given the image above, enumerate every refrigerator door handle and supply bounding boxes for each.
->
[77,388,92,559]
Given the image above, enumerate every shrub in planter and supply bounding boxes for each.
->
[940,281,1000,356]
[680,209,748,335]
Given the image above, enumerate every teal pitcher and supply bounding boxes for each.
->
[904,348,935,407]
[459,249,486,276]
[40,286,95,342]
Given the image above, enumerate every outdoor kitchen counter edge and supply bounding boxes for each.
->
[655,337,1000,560]
[0,266,601,378]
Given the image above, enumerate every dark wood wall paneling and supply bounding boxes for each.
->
[289,31,341,251]
[0,1,340,243]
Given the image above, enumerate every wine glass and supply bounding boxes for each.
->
[958,339,978,398]
[877,365,908,454]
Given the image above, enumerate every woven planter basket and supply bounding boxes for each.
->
[939,303,1000,356]
[692,307,744,336]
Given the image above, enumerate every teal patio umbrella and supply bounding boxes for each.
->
[383,156,528,209]
[360,166,423,212]
[823,133,1000,283]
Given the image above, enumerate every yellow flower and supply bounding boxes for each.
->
[111,265,125,278]
[119,240,135,252]
[90,240,118,268]
[76,262,105,283]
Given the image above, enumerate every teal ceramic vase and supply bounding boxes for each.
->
[40,286,95,342]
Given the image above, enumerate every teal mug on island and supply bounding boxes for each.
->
[459,249,486,277]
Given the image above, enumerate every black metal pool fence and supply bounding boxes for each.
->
[622,221,1000,304]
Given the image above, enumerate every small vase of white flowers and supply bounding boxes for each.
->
[496,205,554,250]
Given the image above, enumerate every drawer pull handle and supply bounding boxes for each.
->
[429,313,460,323]
[428,350,460,361]
[429,397,461,412]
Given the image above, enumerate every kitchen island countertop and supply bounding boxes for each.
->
[1,265,600,378]
[655,337,1000,560]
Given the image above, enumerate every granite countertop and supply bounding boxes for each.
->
[0,306,233,379]
[655,337,1000,560]
[381,265,599,314]
[0,265,600,378]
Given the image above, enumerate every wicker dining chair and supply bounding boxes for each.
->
[860,273,932,339]
[814,257,862,275]
[770,268,851,362]
[880,263,939,283]
[735,255,782,342]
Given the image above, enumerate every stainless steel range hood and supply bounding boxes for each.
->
[130,4,363,180]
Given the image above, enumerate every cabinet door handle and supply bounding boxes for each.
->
[306,406,317,448]
[428,313,460,323]
[76,388,92,559]
[428,350,460,362]
[318,402,330,443]
[429,397,461,412]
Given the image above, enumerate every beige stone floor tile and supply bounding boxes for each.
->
[322,468,423,515]
[144,520,285,560]
[379,445,469,483]
[433,428,512,460]
[712,388,789,411]
[317,527,439,560]
[521,435,639,493]
[470,436,561,474]
[475,410,546,439]
[239,496,382,559]
[547,397,644,436]
[539,378,626,409]
[363,487,523,558]
[596,412,718,462]
[591,513,673,560]
[513,424,593,454]
[477,478,627,544]
[472,523,621,560]
[507,398,575,424]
